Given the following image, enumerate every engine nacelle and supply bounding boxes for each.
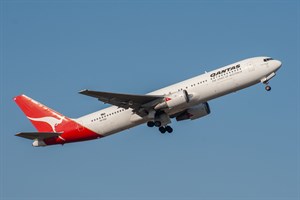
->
[154,90,189,110]
[176,102,211,121]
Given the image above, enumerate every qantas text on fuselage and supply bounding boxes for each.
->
[14,56,282,147]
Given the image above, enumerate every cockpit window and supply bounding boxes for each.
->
[263,58,273,62]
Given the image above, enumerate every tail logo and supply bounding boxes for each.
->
[27,116,65,132]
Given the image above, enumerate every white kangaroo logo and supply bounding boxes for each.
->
[27,115,65,132]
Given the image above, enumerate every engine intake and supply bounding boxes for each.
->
[176,102,211,121]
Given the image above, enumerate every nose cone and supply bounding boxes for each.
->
[275,60,282,69]
[272,60,282,71]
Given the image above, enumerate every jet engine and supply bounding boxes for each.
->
[176,102,211,121]
[154,90,189,110]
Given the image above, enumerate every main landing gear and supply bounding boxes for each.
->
[147,121,173,134]
[159,126,173,134]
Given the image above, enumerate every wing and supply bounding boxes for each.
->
[79,89,164,110]
[15,132,61,140]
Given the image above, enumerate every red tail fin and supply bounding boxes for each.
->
[14,94,102,146]
[14,95,69,132]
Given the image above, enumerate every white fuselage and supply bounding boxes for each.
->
[76,57,281,137]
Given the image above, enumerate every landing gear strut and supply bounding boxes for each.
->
[154,121,161,127]
[262,80,272,92]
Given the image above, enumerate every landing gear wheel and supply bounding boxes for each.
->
[265,85,271,91]
[147,121,155,127]
[159,126,166,134]
[165,126,173,133]
[154,121,162,127]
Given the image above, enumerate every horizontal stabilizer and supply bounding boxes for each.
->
[15,132,61,140]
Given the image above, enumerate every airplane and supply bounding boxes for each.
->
[14,56,282,147]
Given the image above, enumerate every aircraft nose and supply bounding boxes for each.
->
[273,60,282,71]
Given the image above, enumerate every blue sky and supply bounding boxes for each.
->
[1,1,299,200]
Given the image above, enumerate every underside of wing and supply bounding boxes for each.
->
[16,132,61,140]
[79,89,164,110]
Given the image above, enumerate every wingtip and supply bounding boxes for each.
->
[15,132,22,137]
[79,89,88,94]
